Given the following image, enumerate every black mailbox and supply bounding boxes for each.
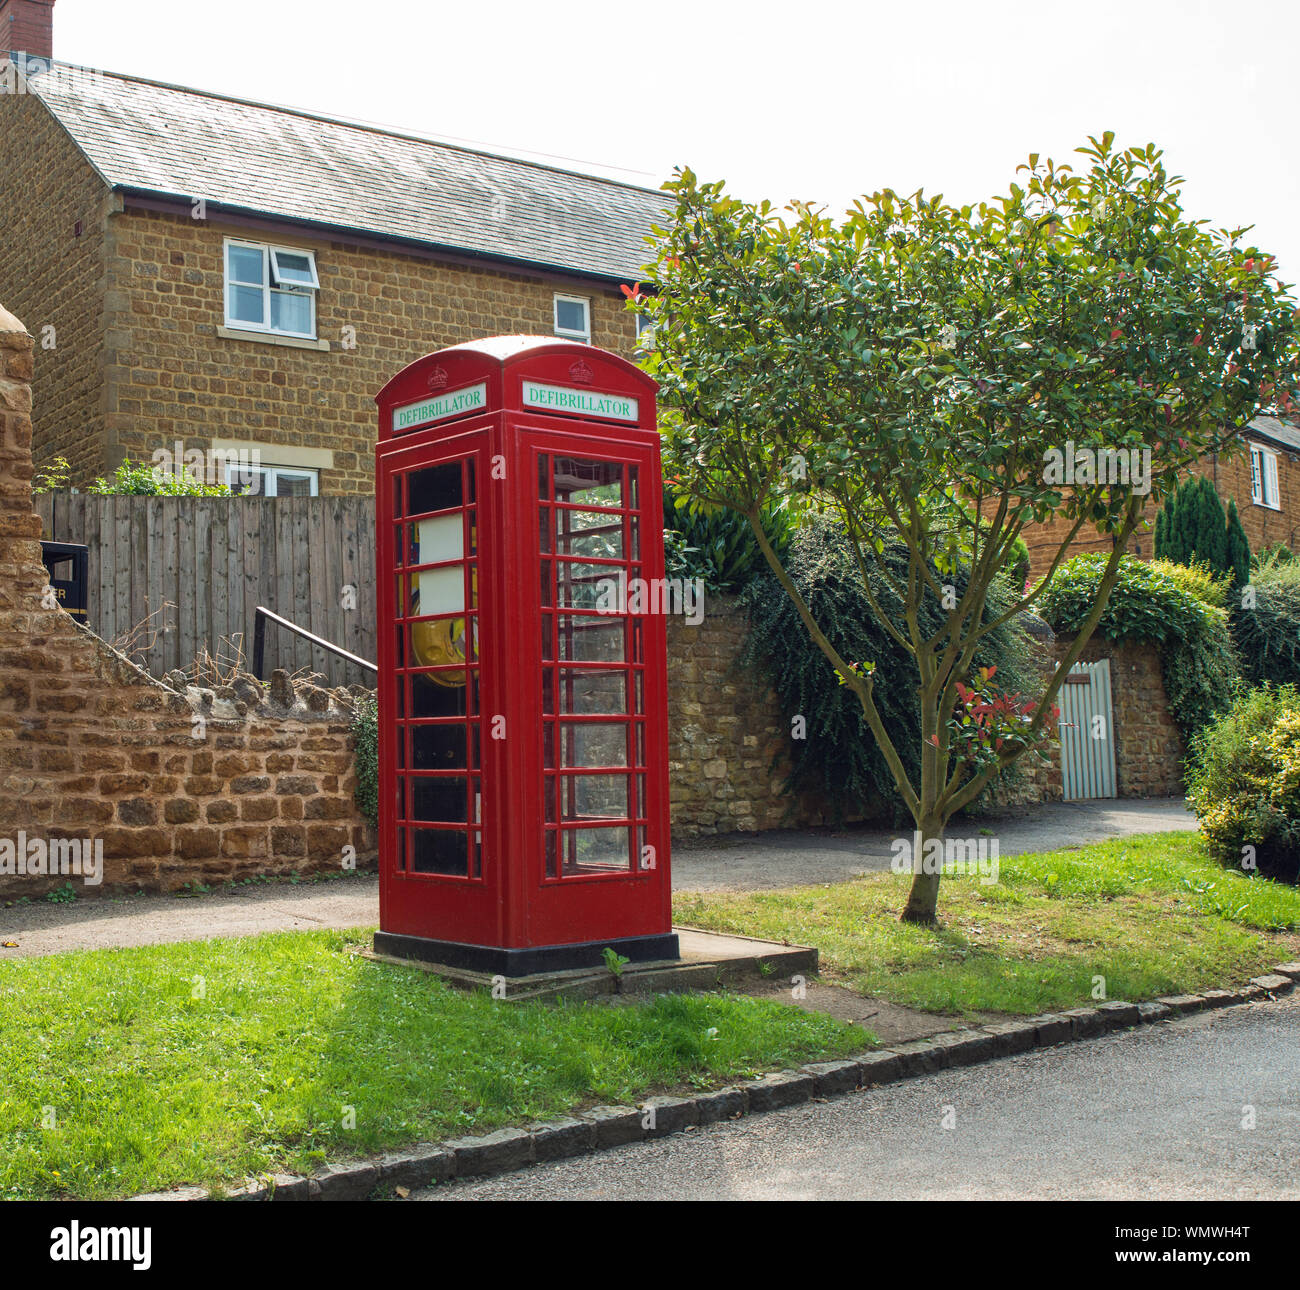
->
[40,541,89,623]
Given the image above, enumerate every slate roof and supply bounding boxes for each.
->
[30,63,667,282]
[1246,413,1300,455]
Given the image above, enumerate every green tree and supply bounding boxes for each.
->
[1154,494,1179,562]
[638,134,1297,924]
[1158,475,1237,574]
[1225,497,1251,587]
[1193,476,1229,573]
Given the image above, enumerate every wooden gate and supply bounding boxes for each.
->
[1058,659,1117,800]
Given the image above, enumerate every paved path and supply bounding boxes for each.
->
[671,796,1195,890]
[0,798,1195,958]
[422,994,1300,1201]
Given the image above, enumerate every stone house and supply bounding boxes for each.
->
[0,0,664,496]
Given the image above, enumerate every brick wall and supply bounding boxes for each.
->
[1197,444,1299,555]
[0,305,374,899]
[1023,441,1300,576]
[0,1,56,59]
[99,208,640,495]
[0,91,112,485]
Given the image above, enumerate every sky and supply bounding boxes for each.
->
[45,0,1300,282]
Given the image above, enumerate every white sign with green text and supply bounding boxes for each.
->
[392,382,487,433]
[521,380,639,423]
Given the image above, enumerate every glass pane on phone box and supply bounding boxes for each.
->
[557,562,622,610]
[408,462,463,515]
[411,776,467,823]
[408,566,465,619]
[562,775,628,820]
[560,722,627,768]
[555,513,623,560]
[559,617,624,662]
[553,458,622,507]
[411,671,467,718]
[412,723,466,770]
[411,828,468,876]
[558,668,626,715]
[563,827,630,872]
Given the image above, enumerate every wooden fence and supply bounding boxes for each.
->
[35,494,377,687]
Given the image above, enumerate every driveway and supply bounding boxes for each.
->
[423,993,1300,1201]
[0,797,1195,957]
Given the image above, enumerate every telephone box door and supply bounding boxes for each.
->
[377,428,502,949]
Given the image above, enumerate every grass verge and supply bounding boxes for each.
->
[674,832,1300,1016]
[0,927,864,1200]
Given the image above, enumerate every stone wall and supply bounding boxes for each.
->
[1055,635,1185,798]
[0,306,375,899]
[666,602,801,836]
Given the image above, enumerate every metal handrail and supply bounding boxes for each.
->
[252,605,377,679]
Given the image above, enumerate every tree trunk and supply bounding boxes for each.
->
[900,819,942,924]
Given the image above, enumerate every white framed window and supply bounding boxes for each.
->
[224,238,319,339]
[634,310,656,352]
[1250,444,1281,510]
[553,293,591,344]
[225,463,320,497]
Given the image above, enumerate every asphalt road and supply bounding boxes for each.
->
[423,994,1300,1200]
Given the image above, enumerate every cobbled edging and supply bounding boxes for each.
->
[130,961,1299,1201]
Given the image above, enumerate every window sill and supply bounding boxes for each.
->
[1251,499,1283,511]
[217,326,330,352]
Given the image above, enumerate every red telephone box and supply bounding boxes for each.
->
[372,336,678,975]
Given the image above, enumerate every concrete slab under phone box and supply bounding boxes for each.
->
[363,926,818,1002]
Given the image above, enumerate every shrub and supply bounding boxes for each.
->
[32,455,71,494]
[662,485,795,593]
[1040,553,1238,741]
[742,519,1043,822]
[1232,577,1300,687]
[1186,685,1300,883]
[87,458,231,497]
[350,694,378,826]
[1252,546,1300,587]
[1254,541,1295,571]
[1150,558,1230,610]
[1007,535,1031,594]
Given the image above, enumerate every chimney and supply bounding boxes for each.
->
[0,0,55,61]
